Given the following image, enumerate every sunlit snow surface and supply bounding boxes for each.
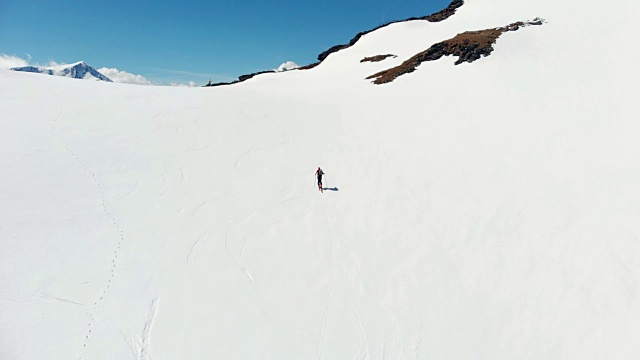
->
[2,0,640,359]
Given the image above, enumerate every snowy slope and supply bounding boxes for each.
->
[10,61,112,82]
[2,0,640,359]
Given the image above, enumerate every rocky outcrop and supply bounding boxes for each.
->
[422,0,464,22]
[298,62,321,70]
[361,55,397,63]
[367,19,545,84]
[203,0,466,87]
[316,0,464,63]
[204,70,276,87]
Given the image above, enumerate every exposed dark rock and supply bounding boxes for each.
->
[298,62,321,70]
[422,0,464,22]
[361,54,397,63]
[203,1,466,87]
[367,19,545,84]
[315,0,464,63]
[203,70,276,87]
[238,70,275,82]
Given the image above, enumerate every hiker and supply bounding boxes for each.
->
[315,167,324,192]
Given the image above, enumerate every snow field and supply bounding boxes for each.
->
[2,0,640,358]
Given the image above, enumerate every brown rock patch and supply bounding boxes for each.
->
[361,54,398,63]
[367,19,544,84]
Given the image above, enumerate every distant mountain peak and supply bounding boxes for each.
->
[10,61,112,82]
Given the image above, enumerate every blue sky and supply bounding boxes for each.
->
[1,0,452,85]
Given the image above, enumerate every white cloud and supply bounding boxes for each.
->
[0,55,76,70]
[0,54,29,69]
[169,81,199,88]
[275,61,300,72]
[4,54,197,87]
[98,67,154,85]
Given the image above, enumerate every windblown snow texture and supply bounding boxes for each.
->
[1,0,640,359]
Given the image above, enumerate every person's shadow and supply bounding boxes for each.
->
[323,187,339,192]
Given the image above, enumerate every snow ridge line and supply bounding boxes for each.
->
[51,114,125,360]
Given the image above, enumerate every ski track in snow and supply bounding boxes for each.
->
[347,304,370,360]
[0,291,84,306]
[223,98,304,280]
[238,187,305,263]
[52,94,362,360]
[383,302,403,360]
[139,297,159,360]
[230,96,329,345]
[412,320,425,360]
[316,195,341,360]
[51,113,126,360]
[122,299,159,360]
[117,176,139,201]
[223,182,306,278]
[186,230,211,264]
[239,191,321,337]
[175,98,316,327]
[606,232,639,308]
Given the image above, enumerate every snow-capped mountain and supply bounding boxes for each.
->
[10,61,112,82]
[1,0,640,359]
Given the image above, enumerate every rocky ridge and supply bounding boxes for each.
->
[367,18,545,84]
[316,0,464,63]
[207,0,464,86]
